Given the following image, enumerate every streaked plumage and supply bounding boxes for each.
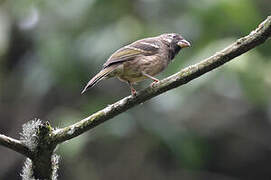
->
[82,33,191,95]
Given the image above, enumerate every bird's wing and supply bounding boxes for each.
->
[103,37,161,68]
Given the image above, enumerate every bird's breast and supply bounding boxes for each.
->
[117,54,169,83]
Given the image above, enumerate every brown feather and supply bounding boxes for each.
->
[81,65,119,94]
[103,37,160,68]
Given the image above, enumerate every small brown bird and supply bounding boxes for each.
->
[81,33,191,95]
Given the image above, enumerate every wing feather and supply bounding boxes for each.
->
[103,37,161,68]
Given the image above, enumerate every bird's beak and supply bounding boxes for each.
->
[177,39,191,48]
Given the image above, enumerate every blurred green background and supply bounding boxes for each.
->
[0,0,271,179]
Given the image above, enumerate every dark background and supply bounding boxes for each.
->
[0,0,271,179]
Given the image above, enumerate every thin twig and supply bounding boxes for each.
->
[0,134,33,158]
[52,16,271,144]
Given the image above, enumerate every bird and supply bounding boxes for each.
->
[81,33,191,95]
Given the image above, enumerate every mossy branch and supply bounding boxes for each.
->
[52,16,271,144]
[0,134,33,158]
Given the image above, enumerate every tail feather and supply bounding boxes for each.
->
[81,66,117,94]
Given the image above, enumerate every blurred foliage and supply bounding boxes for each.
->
[0,0,271,179]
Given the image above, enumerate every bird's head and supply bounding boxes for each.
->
[160,33,191,60]
[160,33,191,49]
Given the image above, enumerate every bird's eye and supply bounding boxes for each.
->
[168,34,175,39]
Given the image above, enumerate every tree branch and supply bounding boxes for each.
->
[0,134,32,158]
[52,16,271,144]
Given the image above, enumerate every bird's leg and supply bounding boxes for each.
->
[142,72,160,87]
[127,81,137,96]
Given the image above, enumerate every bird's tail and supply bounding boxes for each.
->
[81,65,117,94]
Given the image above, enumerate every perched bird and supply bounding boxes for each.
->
[81,33,191,95]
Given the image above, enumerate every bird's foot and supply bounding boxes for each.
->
[151,79,160,88]
[131,88,137,96]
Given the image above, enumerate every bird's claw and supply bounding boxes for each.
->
[131,88,137,96]
[151,80,160,88]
